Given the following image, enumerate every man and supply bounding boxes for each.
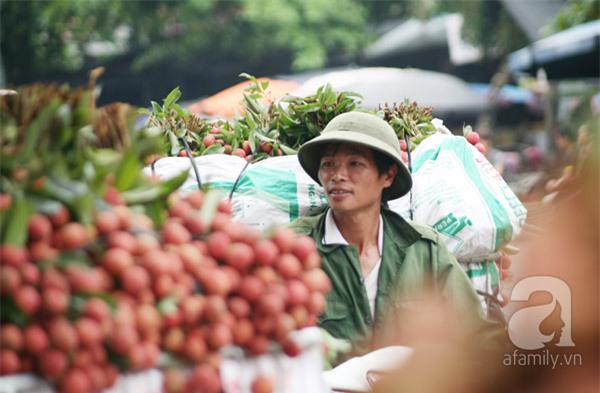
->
[290,111,506,358]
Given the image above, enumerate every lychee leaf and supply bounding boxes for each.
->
[70,193,95,226]
[0,195,32,246]
[157,295,179,316]
[69,293,118,319]
[0,296,29,327]
[249,130,257,153]
[163,87,182,111]
[106,350,130,372]
[279,144,297,155]
[294,102,322,112]
[120,170,188,205]
[144,199,168,229]
[254,133,276,143]
[21,100,61,162]
[53,250,94,268]
[150,101,163,116]
[114,150,142,192]
[24,195,64,216]
[87,148,123,169]
[199,188,225,234]
[168,131,181,156]
[201,144,225,155]
[463,124,473,137]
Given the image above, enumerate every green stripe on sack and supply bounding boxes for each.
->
[192,167,300,221]
[412,136,512,251]
[464,261,500,285]
[464,263,487,278]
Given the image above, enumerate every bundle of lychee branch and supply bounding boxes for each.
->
[143,73,455,166]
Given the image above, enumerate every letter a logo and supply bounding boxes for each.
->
[507,276,575,350]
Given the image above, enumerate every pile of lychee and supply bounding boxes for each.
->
[0,188,331,393]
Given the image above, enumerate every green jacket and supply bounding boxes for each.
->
[290,207,506,355]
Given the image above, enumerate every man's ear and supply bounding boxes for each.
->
[383,165,398,187]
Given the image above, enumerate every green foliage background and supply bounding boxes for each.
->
[1,0,596,87]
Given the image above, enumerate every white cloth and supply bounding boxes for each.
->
[323,210,383,317]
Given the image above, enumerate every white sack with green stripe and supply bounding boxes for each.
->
[388,132,527,263]
[220,156,329,231]
[144,155,329,231]
[144,155,245,190]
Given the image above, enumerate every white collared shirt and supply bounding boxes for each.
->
[323,209,383,317]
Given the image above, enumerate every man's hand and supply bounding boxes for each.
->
[320,328,352,370]
[497,245,517,306]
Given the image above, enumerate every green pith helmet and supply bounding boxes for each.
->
[298,111,412,200]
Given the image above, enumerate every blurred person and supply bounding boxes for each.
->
[372,116,599,393]
[544,124,577,195]
[488,114,598,393]
[370,295,503,393]
[545,120,596,200]
[478,129,525,181]
[553,124,577,164]
[290,111,507,366]
[574,122,592,178]
[479,129,506,176]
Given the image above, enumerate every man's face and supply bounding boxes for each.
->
[318,143,396,214]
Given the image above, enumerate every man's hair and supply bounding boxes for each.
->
[372,149,398,203]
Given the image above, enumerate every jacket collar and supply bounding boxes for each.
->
[314,207,421,253]
[380,206,422,248]
[322,209,384,255]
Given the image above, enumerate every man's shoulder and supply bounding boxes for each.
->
[382,209,440,244]
[406,220,440,243]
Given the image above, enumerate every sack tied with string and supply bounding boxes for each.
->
[388,132,527,263]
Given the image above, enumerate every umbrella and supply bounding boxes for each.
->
[187,77,300,118]
[507,20,600,80]
[362,13,482,66]
[292,67,489,121]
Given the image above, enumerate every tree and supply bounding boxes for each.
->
[544,0,599,34]
[1,0,371,86]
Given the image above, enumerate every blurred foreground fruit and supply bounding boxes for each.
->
[1,188,329,393]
